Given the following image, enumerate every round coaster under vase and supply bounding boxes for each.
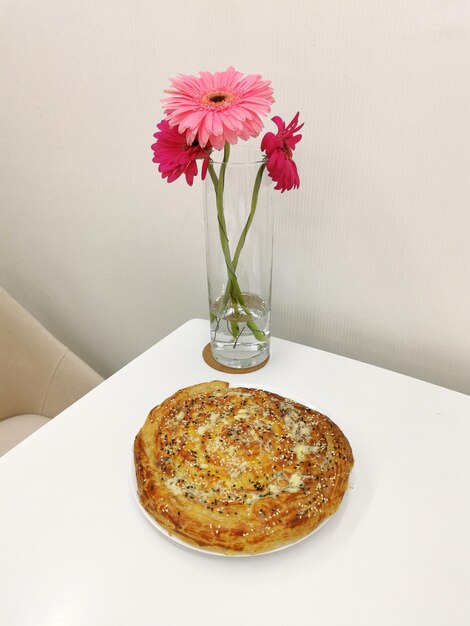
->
[202,343,269,374]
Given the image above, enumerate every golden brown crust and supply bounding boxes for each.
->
[134,381,354,555]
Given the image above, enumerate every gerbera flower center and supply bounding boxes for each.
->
[283,144,293,160]
[201,90,234,109]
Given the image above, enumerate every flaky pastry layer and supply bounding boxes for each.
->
[134,381,354,555]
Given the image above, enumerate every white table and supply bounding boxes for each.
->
[1,319,469,626]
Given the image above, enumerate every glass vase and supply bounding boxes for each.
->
[204,145,273,369]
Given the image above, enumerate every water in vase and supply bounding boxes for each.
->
[210,293,270,369]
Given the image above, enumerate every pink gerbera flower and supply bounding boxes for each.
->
[151,119,210,186]
[162,66,274,151]
[261,113,303,192]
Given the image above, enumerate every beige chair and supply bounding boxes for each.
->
[0,287,103,456]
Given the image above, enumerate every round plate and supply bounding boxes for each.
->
[130,383,354,557]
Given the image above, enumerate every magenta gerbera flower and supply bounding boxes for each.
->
[151,119,210,186]
[162,66,274,151]
[261,113,303,192]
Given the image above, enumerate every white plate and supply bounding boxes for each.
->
[130,383,354,557]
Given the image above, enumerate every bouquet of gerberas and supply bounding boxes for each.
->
[151,66,302,365]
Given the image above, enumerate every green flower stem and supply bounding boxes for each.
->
[207,164,219,326]
[220,162,266,309]
[207,161,218,189]
[214,144,240,339]
[208,145,266,343]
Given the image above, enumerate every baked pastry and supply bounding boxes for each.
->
[134,381,354,555]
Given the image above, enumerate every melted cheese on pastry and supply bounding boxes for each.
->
[134,381,354,555]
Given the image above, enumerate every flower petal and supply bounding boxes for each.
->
[151,117,211,186]
[161,66,273,146]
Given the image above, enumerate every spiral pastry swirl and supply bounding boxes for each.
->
[134,381,354,555]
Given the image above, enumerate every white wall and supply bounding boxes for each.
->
[1,0,469,394]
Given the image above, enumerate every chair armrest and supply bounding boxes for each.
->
[41,350,103,418]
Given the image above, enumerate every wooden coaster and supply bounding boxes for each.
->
[202,343,269,374]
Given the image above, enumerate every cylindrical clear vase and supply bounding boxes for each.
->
[204,146,273,369]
